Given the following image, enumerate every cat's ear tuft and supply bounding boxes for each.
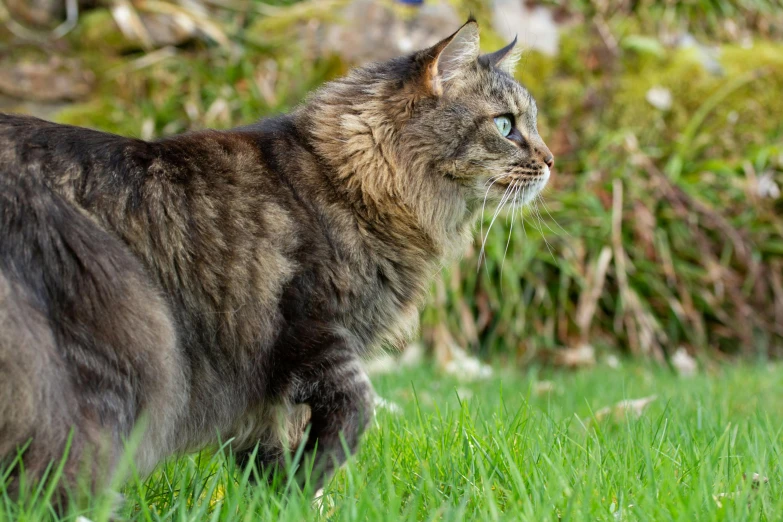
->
[481,36,522,75]
[424,19,480,96]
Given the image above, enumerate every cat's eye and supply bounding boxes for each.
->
[494,116,513,137]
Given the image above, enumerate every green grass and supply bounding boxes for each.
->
[2,3,782,516]
[4,363,782,521]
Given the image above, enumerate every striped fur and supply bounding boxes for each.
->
[0,19,553,505]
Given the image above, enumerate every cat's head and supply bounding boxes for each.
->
[401,19,553,208]
[307,19,552,239]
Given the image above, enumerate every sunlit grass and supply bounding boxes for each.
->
[2,2,783,517]
[3,363,782,521]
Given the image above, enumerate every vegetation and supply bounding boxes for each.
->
[3,363,783,521]
[2,1,783,519]
[429,4,783,363]
[2,0,781,363]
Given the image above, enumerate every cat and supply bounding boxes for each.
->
[0,18,553,508]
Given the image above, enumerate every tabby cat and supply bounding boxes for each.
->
[0,19,553,506]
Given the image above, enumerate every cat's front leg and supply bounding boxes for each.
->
[237,331,375,490]
[293,344,375,490]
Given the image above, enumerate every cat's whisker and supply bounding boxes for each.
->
[477,176,504,272]
[530,195,559,260]
[481,171,505,184]
[479,181,515,271]
[500,180,523,281]
[531,198,556,262]
[479,187,508,270]
[515,184,529,240]
[536,194,569,237]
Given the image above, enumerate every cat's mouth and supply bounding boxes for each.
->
[485,167,550,205]
[491,170,550,189]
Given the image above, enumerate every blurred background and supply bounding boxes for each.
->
[1,0,781,374]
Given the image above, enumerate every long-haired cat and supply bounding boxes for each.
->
[0,18,553,507]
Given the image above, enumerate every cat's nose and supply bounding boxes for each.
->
[536,142,554,170]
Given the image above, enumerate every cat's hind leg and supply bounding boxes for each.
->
[0,182,185,512]
[0,271,118,509]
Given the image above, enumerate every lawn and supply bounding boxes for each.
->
[4,362,781,521]
[1,3,782,519]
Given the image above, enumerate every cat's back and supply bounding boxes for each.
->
[0,113,170,229]
[0,112,306,272]
[1,112,341,356]
[0,112,144,184]
[0,112,309,216]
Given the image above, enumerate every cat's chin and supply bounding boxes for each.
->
[525,165,551,201]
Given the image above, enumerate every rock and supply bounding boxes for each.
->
[400,341,425,367]
[533,380,556,395]
[374,395,403,415]
[671,347,697,377]
[645,86,673,111]
[758,171,781,199]
[554,344,596,369]
[605,354,621,369]
[490,0,560,56]
[307,0,460,64]
[363,341,424,376]
[677,33,724,76]
[363,353,398,376]
[591,395,657,423]
[5,0,65,28]
[0,55,94,102]
[443,345,493,381]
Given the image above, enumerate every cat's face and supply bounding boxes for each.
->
[404,21,553,209]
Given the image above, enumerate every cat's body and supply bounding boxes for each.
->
[0,20,553,504]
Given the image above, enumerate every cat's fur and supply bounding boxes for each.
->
[0,19,553,503]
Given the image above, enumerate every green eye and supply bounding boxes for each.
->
[494,116,513,137]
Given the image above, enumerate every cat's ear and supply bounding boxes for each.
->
[424,19,480,96]
[481,36,522,75]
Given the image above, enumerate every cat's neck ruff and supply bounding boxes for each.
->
[302,81,472,264]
